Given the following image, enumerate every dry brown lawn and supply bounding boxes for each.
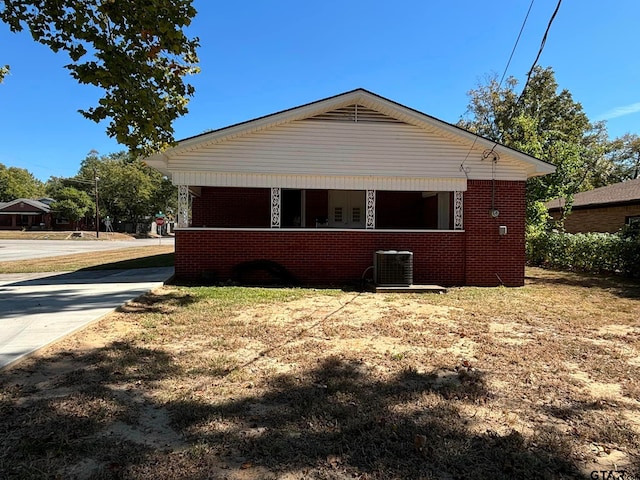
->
[1,267,639,479]
[0,245,174,273]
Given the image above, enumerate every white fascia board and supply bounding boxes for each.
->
[143,152,171,176]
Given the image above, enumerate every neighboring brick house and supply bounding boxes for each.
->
[546,178,640,233]
[0,198,53,230]
[145,89,555,286]
[0,197,87,231]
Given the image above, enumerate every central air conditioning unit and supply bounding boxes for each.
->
[374,250,413,286]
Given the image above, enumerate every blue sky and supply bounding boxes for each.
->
[1,1,639,182]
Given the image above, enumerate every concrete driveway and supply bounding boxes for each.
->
[0,267,174,370]
[0,237,174,262]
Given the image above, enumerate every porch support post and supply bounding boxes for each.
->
[366,189,376,229]
[270,187,281,228]
[177,185,189,228]
[454,191,464,230]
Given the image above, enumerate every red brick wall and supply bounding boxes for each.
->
[176,180,527,287]
[175,229,466,286]
[191,187,270,228]
[549,203,640,233]
[464,180,526,286]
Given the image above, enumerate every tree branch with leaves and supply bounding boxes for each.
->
[0,0,200,156]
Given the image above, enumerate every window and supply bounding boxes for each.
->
[626,215,640,226]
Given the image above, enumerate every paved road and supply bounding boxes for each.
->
[0,237,174,262]
[0,267,174,370]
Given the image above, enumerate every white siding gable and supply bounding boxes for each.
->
[145,89,555,189]
[167,119,529,190]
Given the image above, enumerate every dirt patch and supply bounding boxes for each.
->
[1,268,639,479]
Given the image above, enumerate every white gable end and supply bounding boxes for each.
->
[147,89,554,190]
[166,119,531,190]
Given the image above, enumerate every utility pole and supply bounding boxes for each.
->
[94,168,100,239]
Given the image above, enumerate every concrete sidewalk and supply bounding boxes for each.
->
[0,267,174,370]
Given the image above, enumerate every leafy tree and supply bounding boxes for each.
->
[0,1,199,156]
[45,176,73,198]
[607,133,640,181]
[459,66,604,227]
[0,163,45,201]
[73,150,176,225]
[49,187,94,224]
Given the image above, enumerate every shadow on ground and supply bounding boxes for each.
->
[82,253,174,271]
[525,268,640,300]
[116,288,197,315]
[0,345,597,479]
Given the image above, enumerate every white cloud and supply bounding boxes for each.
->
[598,102,640,120]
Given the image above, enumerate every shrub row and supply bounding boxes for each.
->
[526,230,640,277]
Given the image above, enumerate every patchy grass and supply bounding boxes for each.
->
[1,267,639,479]
[0,246,174,273]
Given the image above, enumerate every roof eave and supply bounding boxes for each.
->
[143,153,171,176]
[0,198,50,212]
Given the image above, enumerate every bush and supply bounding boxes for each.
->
[526,229,640,277]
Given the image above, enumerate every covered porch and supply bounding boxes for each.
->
[172,179,526,287]
[173,183,472,286]
[183,186,464,231]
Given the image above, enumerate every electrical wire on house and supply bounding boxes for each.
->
[465,0,563,177]
[484,0,563,159]
[459,0,536,173]
[484,148,500,216]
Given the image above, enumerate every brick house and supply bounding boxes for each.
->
[0,197,87,231]
[0,198,52,230]
[146,89,555,286]
[546,178,640,233]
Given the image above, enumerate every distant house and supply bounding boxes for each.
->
[0,197,86,231]
[545,178,640,233]
[145,88,555,287]
[0,198,52,230]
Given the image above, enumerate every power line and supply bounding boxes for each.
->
[499,0,536,88]
[517,0,563,104]
[56,177,94,185]
[460,0,537,172]
[480,0,564,162]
